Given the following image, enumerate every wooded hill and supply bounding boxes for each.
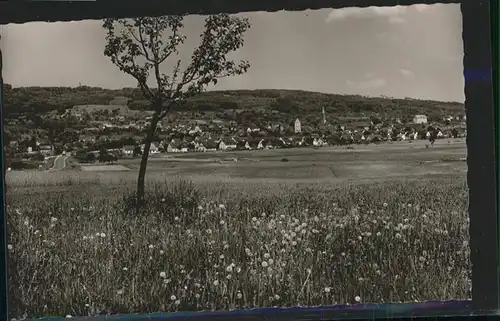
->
[3,85,465,126]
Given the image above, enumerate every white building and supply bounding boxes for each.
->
[413,114,428,124]
[313,138,326,147]
[218,141,227,151]
[122,145,135,156]
[294,118,302,133]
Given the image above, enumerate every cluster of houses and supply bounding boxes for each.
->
[106,122,464,158]
[9,97,468,161]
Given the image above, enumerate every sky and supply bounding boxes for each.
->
[0,3,464,102]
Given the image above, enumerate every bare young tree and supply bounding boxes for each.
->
[102,14,251,211]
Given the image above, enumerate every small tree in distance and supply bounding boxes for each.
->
[103,14,251,211]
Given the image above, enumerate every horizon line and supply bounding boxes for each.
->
[4,85,465,105]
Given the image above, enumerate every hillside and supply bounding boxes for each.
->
[3,85,465,126]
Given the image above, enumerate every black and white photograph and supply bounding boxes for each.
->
[1,3,469,318]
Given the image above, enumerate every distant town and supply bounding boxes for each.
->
[3,87,467,170]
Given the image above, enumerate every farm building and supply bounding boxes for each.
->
[39,144,53,156]
[122,145,135,156]
[413,114,428,124]
[109,96,130,105]
[217,140,227,151]
[166,140,181,153]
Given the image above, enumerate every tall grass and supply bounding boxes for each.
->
[6,178,470,319]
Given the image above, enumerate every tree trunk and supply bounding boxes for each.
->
[135,113,160,213]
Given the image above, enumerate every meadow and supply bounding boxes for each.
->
[5,141,471,319]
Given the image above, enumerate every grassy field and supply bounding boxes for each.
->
[5,140,470,319]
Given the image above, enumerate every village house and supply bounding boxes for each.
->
[166,144,179,153]
[257,139,265,150]
[413,114,428,124]
[179,140,190,153]
[166,139,181,153]
[217,140,228,151]
[139,142,160,155]
[204,139,218,152]
[39,144,54,156]
[313,137,326,147]
[122,145,135,156]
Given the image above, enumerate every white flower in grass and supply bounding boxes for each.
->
[160,271,167,278]
[355,296,361,302]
